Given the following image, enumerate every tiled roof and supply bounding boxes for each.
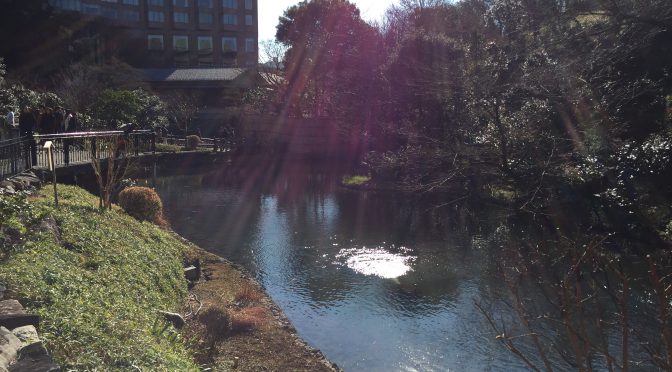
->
[140,68,247,82]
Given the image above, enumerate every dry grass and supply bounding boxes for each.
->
[230,307,269,332]
[181,248,336,371]
[234,283,264,306]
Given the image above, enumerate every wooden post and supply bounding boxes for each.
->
[44,141,58,207]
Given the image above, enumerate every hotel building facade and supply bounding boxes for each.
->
[48,0,258,68]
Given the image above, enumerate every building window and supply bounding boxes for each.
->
[149,0,164,6]
[173,0,188,7]
[174,12,189,23]
[199,12,213,24]
[121,10,140,21]
[245,37,255,52]
[244,0,252,10]
[148,11,165,22]
[147,35,164,50]
[101,7,117,19]
[82,4,100,15]
[245,15,253,26]
[222,0,237,9]
[198,36,213,51]
[222,14,237,25]
[173,35,189,51]
[122,0,139,5]
[100,0,117,3]
[197,0,212,8]
[222,37,237,51]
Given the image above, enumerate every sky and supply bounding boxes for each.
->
[258,0,399,45]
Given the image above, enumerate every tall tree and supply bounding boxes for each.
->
[276,0,382,121]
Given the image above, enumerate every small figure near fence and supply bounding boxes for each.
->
[18,107,36,137]
[5,110,14,128]
[1,110,17,140]
[18,107,38,165]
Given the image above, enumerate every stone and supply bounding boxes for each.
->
[1,187,15,195]
[0,301,23,316]
[12,175,41,188]
[0,315,39,331]
[8,182,23,192]
[184,266,200,281]
[9,342,59,372]
[11,326,39,345]
[159,311,185,329]
[0,327,21,372]
[0,301,39,330]
[16,342,47,358]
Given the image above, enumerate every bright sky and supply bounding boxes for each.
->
[258,0,398,44]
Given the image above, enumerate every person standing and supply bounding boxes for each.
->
[18,107,38,166]
[69,112,79,132]
[18,107,36,137]
[63,111,73,132]
[53,107,65,134]
[63,110,74,164]
[5,110,16,139]
[6,110,15,128]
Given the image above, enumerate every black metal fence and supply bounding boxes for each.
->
[1,130,156,180]
[0,137,33,180]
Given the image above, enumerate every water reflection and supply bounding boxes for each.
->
[335,246,415,279]
[150,158,534,371]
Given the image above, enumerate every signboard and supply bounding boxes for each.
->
[43,141,54,171]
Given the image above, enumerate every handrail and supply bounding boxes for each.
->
[34,130,153,140]
[0,136,29,146]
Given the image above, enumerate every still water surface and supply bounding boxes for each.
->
[150,160,550,371]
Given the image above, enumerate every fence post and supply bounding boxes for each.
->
[64,138,70,165]
[134,134,139,156]
[29,134,37,166]
[91,137,97,161]
[151,132,156,155]
[10,141,17,175]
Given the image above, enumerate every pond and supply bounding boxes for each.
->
[148,158,655,371]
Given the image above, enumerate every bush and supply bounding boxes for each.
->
[118,186,164,224]
[155,143,182,153]
[185,135,201,150]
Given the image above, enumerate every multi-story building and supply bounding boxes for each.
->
[48,0,258,68]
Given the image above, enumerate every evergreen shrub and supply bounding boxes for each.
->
[118,186,164,224]
[185,135,201,150]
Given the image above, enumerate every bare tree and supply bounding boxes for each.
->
[162,91,202,134]
[53,60,141,112]
[259,39,288,72]
[90,136,135,209]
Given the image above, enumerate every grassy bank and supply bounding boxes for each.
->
[0,185,197,370]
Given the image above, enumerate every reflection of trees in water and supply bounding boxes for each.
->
[152,160,672,369]
[478,225,671,371]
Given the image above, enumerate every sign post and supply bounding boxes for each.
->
[44,141,58,207]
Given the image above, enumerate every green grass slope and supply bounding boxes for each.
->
[0,185,197,370]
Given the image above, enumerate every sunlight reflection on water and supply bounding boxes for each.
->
[335,247,415,279]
